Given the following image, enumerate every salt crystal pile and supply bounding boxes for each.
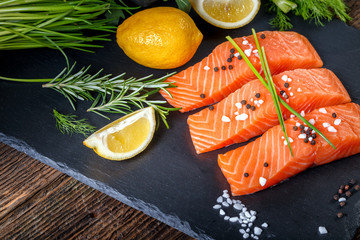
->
[213,190,268,239]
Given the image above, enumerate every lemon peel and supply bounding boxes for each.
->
[190,0,260,29]
[83,107,156,161]
[116,7,203,69]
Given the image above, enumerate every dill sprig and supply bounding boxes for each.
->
[0,0,139,52]
[53,109,96,136]
[226,29,336,156]
[268,0,351,30]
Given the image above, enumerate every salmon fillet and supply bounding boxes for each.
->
[160,31,323,113]
[188,68,351,154]
[218,103,360,196]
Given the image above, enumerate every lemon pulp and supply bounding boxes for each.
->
[203,0,254,23]
[107,117,150,153]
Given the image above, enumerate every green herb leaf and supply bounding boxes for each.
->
[53,109,96,137]
[175,0,192,13]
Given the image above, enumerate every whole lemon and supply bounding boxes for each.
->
[116,7,203,69]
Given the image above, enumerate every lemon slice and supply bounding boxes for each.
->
[189,0,260,29]
[83,107,156,161]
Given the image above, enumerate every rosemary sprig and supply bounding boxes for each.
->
[88,86,180,129]
[0,62,179,128]
[226,29,335,155]
[53,109,96,137]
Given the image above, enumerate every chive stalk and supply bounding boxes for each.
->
[225,29,336,155]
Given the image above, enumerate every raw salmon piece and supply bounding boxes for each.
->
[160,31,323,112]
[188,68,350,154]
[218,103,360,196]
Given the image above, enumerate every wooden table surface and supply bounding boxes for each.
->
[1,1,359,239]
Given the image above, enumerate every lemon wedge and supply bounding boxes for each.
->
[189,0,260,29]
[83,107,156,161]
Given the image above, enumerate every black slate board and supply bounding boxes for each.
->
[1,3,360,240]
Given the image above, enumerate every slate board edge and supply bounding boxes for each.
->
[0,132,212,240]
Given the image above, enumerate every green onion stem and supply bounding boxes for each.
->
[225,29,336,154]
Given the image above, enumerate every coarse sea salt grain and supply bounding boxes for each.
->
[258,99,264,104]
[222,201,230,207]
[339,197,346,202]
[281,75,288,81]
[334,119,341,125]
[204,66,210,71]
[318,226,328,235]
[259,177,267,186]
[319,108,327,114]
[301,110,306,117]
[297,88,302,92]
[328,126,337,133]
[309,119,315,125]
[224,216,230,221]
[234,112,239,115]
[243,40,249,45]
[290,114,295,118]
[289,137,293,143]
[236,113,248,121]
[234,52,240,57]
[213,204,221,209]
[298,133,307,139]
[287,78,292,82]
[234,203,243,210]
[254,227,263,235]
[323,122,330,128]
[219,209,225,216]
[244,49,252,57]
[261,222,268,228]
[296,122,301,127]
[217,196,223,203]
[290,92,294,96]
[222,115,231,122]
[235,102,242,109]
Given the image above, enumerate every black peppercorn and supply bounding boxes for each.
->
[214,67,219,72]
[251,106,256,111]
[209,105,214,111]
[332,112,337,118]
[310,140,316,145]
[337,212,344,218]
[260,34,266,39]
[246,104,251,109]
[280,90,285,95]
[333,194,339,201]
[227,58,232,63]
[284,82,290,88]
[221,66,226,70]
[340,201,346,207]
[293,126,298,131]
[264,162,269,167]
[200,93,205,98]
[229,65,233,70]
[255,93,260,98]
[244,172,249,177]
[241,100,247,105]
[230,48,235,54]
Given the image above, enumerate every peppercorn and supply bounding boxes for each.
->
[241,100,247,105]
[306,129,311,135]
[237,55,242,60]
[280,90,285,95]
[340,201,346,207]
[251,106,256,111]
[200,93,205,98]
[304,138,309,143]
[214,67,219,72]
[300,125,305,130]
[284,82,290,88]
[333,194,339,201]
[293,126,298,131]
[244,172,249,177]
[230,53,234,58]
[345,191,352,197]
[301,129,305,134]
[311,134,317,139]
[230,48,235,54]
[255,93,260,98]
[310,140,316,145]
[349,179,357,185]
[228,65,233,70]
[246,104,251,109]
[337,212,344,218]
[264,162,269,167]
[345,184,350,190]
[338,188,344,194]
[221,66,226,70]
[284,94,289,99]
[355,185,360,191]
[209,105,214,111]
[227,58,232,63]
[332,112,337,118]
[260,34,266,39]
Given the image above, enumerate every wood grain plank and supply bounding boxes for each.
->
[0,143,193,240]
